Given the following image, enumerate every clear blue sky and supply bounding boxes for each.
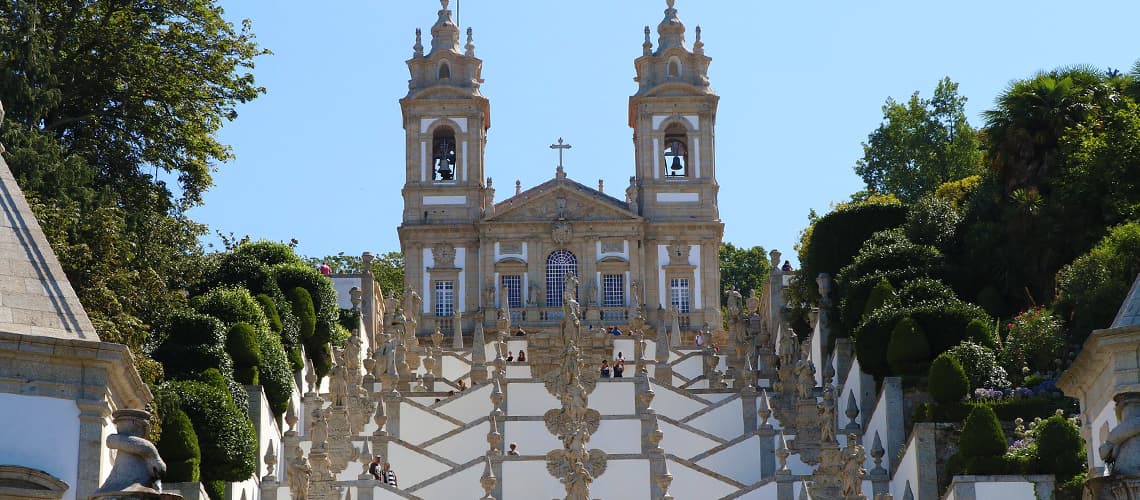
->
[193,0,1140,265]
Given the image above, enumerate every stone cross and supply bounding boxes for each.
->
[551,137,572,178]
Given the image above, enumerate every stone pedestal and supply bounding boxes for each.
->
[1087,476,1140,499]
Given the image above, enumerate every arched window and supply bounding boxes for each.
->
[663,123,689,177]
[438,61,451,80]
[667,57,682,79]
[545,250,578,307]
[432,126,456,181]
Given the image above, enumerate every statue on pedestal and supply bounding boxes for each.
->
[93,409,169,498]
[841,434,866,497]
[287,445,312,499]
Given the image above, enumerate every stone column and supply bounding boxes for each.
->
[362,252,378,352]
[75,399,111,500]
[471,322,488,385]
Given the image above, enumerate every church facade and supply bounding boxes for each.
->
[397,0,724,341]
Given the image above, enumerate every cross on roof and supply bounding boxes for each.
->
[550,137,571,179]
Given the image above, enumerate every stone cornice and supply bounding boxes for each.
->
[0,331,150,411]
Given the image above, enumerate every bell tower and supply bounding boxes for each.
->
[628,0,719,222]
[399,0,490,225]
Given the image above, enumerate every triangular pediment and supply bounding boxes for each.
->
[488,178,637,223]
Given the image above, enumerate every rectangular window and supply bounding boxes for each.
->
[501,275,522,309]
[603,274,624,308]
[434,281,455,317]
[670,278,691,314]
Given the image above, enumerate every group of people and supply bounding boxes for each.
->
[368,456,398,487]
[505,350,526,362]
[600,352,626,378]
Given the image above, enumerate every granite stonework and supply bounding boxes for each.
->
[0,104,151,500]
[1058,274,1140,499]
[943,475,1055,500]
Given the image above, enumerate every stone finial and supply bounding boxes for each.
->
[515,179,522,196]
[413,28,424,56]
[776,433,790,472]
[304,356,318,395]
[642,26,652,55]
[902,481,914,500]
[490,377,505,416]
[94,409,167,496]
[285,398,299,436]
[357,440,372,479]
[770,249,782,269]
[373,390,389,436]
[264,440,278,481]
[465,27,476,56]
[694,25,704,55]
[480,454,497,499]
[487,415,503,454]
[870,431,886,474]
[845,392,861,430]
[657,470,674,498]
[758,388,772,428]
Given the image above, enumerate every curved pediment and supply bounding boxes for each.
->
[488,178,638,223]
[0,465,68,499]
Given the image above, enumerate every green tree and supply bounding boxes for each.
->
[928,353,969,404]
[0,0,266,380]
[855,78,984,202]
[1055,221,1140,344]
[719,243,771,304]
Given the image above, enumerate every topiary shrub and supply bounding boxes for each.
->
[799,201,909,303]
[1055,220,1140,345]
[256,293,283,334]
[257,325,294,417]
[232,240,305,268]
[861,278,895,321]
[946,341,1009,390]
[153,389,200,483]
[929,353,969,404]
[204,480,226,500]
[1034,414,1087,482]
[274,263,338,327]
[306,339,333,379]
[226,322,261,385]
[152,311,233,382]
[837,229,944,338]
[193,287,269,332]
[887,317,931,376]
[287,287,316,341]
[958,405,1007,458]
[163,377,257,487]
[964,318,997,349]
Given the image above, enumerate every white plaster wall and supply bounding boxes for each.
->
[590,381,636,415]
[659,419,719,459]
[890,433,921,500]
[424,421,488,463]
[674,355,704,380]
[506,382,560,416]
[400,402,460,445]
[738,481,778,499]
[696,435,763,485]
[329,276,360,310]
[843,355,876,430]
[387,440,450,488]
[436,383,492,422]
[865,386,893,470]
[666,457,739,500]
[690,245,702,309]
[687,397,744,440]
[649,381,707,420]
[975,481,1037,499]
[591,459,649,500]
[1092,400,1119,470]
[506,339,527,358]
[505,365,532,379]
[0,394,80,500]
[502,460,566,500]
[504,421,562,455]
[440,354,472,382]
[613,338,635,361]
[698,393,734,404]
[414,459,484,500]
[590,419,642,454]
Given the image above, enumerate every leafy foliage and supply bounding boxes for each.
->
[837,230,944,338]
[1001,307,1066,382]
[257,323,294,417]
[946,341,1009,390]
[933,175,982,209]
[153,389,200,483]
[855,78,984,203]
[0,0,266,382]
[226,322,260,385]
[151,311,246,411]
[861,278,895,321]
[194,287,269,332]
[905,195,962,251]
[1055,221,1140,344]
[287,287,317,341]
[1034,414,1087,482]
[719,242,772,304]
[929,353,970,404]
[306,251,406,299]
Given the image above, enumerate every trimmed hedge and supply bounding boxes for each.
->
[946,341,1008,390]
[258,325,294,417]
[837,229,944,338]
[1035,415,1087,482]
[964,318,997,349]
[905,195,961,250]
[274,263,338,327]
[861,278,895,321]
[887,317,930,376]
[914,395,1079,423]
[194,287,269,332]
[163,375,257,484]
[153,389,200,483]
[287,287,316,341]
[959,406,1006,458]
[152,312,232,381]
[232,240,305,267]
[1055,220,1140,345]
[226,322,261,385]
[855,297,990,377]
[929,353,969,404]
[256,293,283,334]
[799,201,908,302]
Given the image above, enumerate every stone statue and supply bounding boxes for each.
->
[328,358,348,407]
[747,289,761,315]
[1100,393,1140,476]
[725,288,742,318]
[531,284,543,307]
[93,409,166,496]
[287,445,312,499]
[310,407,329,450]
[841,434,866,496]
[485,282,495,306]
[585,280,597,306]
[819,395,837,443]
[796,341,816,399]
